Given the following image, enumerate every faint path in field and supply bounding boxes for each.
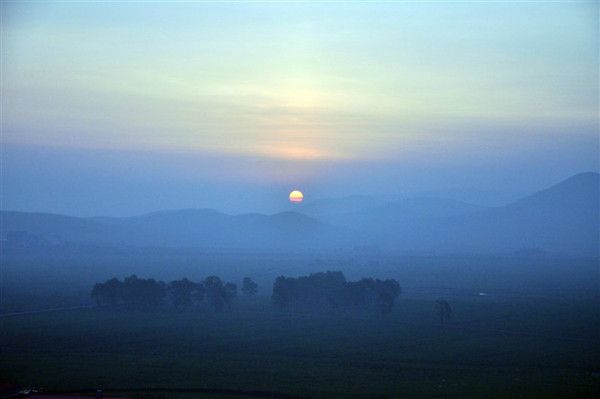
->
[0,305,95,318]
[44,387,303,399]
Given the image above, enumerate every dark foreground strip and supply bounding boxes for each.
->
[43,388,306,399]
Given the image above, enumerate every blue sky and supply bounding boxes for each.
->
[1,2,598,215]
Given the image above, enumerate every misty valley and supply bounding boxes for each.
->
[1,173,599,398]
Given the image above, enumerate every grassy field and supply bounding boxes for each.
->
[1,295,599,399]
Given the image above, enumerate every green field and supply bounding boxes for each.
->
[1,295,599,399]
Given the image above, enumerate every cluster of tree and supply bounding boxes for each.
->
[242,277,258,296]
[272,271,401,316]
[90,275,165,308]
[90,273,453,323]
[91,275,257,310]
[202,276,238,311]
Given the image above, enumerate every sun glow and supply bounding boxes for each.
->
[289,190,304,203]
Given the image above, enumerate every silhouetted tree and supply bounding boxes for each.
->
[193,282,206,303]
[91,277,122,306]
[91,275,166,308]
[272,276,295,310]
[203,276,236,311]
[272,271,401,315]
[374,279,401,316]
[168,278,196,308]
[241,277,258,296]
[343,280,370,308]
[436,299,452,324]
[121,275,166,308]
[204,276,225,311]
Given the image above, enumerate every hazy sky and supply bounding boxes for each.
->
[1,2,598,215]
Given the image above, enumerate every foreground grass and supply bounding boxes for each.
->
[1,296,599,398]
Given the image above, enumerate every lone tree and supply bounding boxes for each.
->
[436,299,452,324]
[241,277,258,296]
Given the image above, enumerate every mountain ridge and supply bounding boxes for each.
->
[1,172,598,255]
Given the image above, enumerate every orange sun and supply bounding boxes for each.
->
[289,190,304,203]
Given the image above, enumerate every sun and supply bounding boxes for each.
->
[289,190,304,203]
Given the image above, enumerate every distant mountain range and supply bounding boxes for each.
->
[1,172,598,256]
[1,208,336,251]
[440,171,599,255]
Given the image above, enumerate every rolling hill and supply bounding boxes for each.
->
[359,172,599,256]
[1,172,598,256]
[0,209,334,250]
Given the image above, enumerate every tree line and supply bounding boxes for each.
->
[272,271,401,316]
[91,271,446,319]
[91,275,258,311]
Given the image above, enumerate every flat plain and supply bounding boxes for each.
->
[2,292,599,399]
